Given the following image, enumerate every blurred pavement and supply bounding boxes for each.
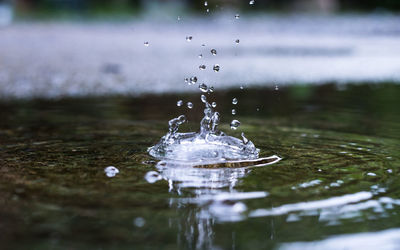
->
[1,14,400,98]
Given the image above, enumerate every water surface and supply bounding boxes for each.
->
[0,83,399,249]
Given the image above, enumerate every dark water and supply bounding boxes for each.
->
[1,83,400,249]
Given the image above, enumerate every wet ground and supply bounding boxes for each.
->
[1,83,399,249]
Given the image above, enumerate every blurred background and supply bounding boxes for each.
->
[0,0,400,98]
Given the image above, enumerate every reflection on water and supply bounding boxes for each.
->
[145,156,280,248]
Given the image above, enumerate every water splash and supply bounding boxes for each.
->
[148,100,261,163]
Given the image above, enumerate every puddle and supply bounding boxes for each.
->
[0,84,399,249]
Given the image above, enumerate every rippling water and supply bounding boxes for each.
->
[0,83,399,249]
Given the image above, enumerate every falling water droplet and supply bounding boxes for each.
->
[104,166,119,178]
[199,65,206,70]
[256,107,260,111]
[206,8,210,13]
[211,49,217,55]
[186,36,193,42]
[232,98,238,105]
[249,0,255,5]
[230,120,240,130]
[184,78,189,84]
[211,102,217,108]
[199,83,208,92]
[213,64,220,72]
[240,85,244,90]
[145,171,162,183]
[275,85,279,91]
[235,39,240,44]
[198,54,203,59]
[144,41,149,47]
[187,102,193,109]
[177,16,181,21]
[204,1,208,6]
[177,100,183,106]
[201,44,206,47]
[208,86,214,93]
[235,14,240,19]
[201,94,207,103]
[190,76,198,84]
[232,109,236,115]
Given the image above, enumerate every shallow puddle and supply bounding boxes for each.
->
[0,83,399,249]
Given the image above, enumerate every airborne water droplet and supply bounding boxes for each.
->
[144,41,149,47]
[212,102,217,108]
[235,14,240,19]
[208,86,214,93]
[187,102,193,109]
[249,0,255,5]
[198,54,203,59]
[235,39,240,44]
[232,98,238,105]
[232,109,236,115]
[211,49,217,56]
[204,1,208,6]
[177,100,183,106]
[206,8,210,13]
[230,120,240,130]
[240,85,244,90]
[104,166,119,178]
[184,78,189,84]
[275,85,279,91]
[213,64,220,72]
[186,36,193,42]
[177,16,181,21]
[199,83,208,92]
[201,94,207,103]
[199,65,206,70]
[190,76,198,84]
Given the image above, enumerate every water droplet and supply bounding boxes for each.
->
[134,217,145,227]
[104,166,119,178]
[240,85,244,90]
[208,86,214,93]
[235,14,240,19]
[275,85,279,91]
[232,98,238,105]
[232,109,236,115]
[201,44,206,47]
[184,78,189,84]
[199,65,206,70]
[190,76,198,84]
[145,171,162,183]
[249,0,255,5]
[212,102,217,108]
[177,100,183,106]
[187,102,193,109]
[211,49,217,55]
[201,94,207,103]
[235,39,240,44]
[186,36,193,42]
[199,83,208,92]
[198,54,203,59]
[177,16,181,21]
[204,1,208,6]
[206,8,210,13]
[213,64,220,72]
[144,41,149,47]
[230,120,240,130]
[256,107,260,111]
